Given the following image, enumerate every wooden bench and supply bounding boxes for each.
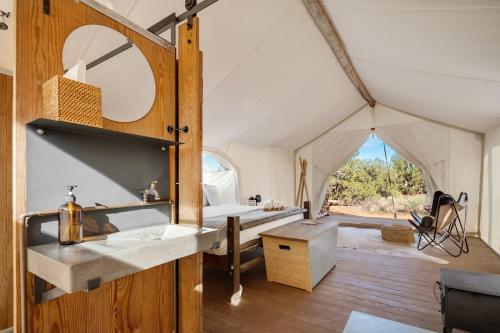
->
[260,219,338,292]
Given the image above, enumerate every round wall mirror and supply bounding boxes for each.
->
[62,25,156,122]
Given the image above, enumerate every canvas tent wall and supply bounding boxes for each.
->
[296,104,482,233]
[480,125,500,254]
[0,0,14,74]
[213,143,295,206]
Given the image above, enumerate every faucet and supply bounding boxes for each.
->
[168,200,176,224]
[141,181,161,202]
[147,181,161,201]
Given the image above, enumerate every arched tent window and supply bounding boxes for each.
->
[203,151,239,205]
[327,134,428,218]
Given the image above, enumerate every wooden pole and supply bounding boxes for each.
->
[295,158,304,206]
[296,158,309,208]
[303,159,310,202]
[178,16,204,333]
[303,0,375,107]
[0,73,13,330]
[299,161,305,207]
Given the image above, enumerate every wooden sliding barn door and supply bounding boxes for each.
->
[0,73,13,330]
[178,17,204,333]
[14,1,176,332]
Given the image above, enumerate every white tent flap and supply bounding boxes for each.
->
[297,104,481,232]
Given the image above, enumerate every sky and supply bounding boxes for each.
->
[202,134,397,172]
[356,134,396,161]
[202,153,228,172]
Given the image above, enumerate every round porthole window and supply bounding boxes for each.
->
[63,25,156,122]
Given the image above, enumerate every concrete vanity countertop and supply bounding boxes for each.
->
[27,224,218,293]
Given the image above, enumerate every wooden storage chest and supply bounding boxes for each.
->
[260,220,338,292]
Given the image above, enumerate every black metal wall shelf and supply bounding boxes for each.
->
[27,118,182,147]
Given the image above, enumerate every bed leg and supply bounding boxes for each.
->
[304,201,311,219]
[227,216,242,305]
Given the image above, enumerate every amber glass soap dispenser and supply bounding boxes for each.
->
[58,185,83,245]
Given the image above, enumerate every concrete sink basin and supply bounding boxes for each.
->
[27,224,218,293]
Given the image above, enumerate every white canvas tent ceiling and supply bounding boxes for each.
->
[96,0,365,150]
[4,0,497,148]
[93,0,500,150]
[324,0,500,133]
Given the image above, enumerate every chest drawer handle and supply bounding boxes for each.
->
[279,244,291,251]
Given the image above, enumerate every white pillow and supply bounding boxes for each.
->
[203,190,209,207]
[203,184,221,206]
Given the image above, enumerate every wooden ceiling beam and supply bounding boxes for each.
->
[303,0,376,107]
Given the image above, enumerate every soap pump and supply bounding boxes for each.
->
[58,185,84,245]
[145,180,161,202]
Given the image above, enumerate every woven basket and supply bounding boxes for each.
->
[381,225,415,243]
[42,75,103,127]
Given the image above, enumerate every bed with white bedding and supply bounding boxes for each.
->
[203,204,306,255]
[202,202,309,303]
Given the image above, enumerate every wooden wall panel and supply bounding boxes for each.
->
[178,18,203,225]
[86,9,176,141]
[16,0,176,141]
[0,73,13,330]
[179,253,203,333]
[15,1,176,332]
[178,18,204,333]
[26,264,174,333]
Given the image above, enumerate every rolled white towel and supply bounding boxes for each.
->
[273,200,283,209]
[64,59,87,83]
[263,200,274,210]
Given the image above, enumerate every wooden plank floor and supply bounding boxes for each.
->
[203,233,500,333]
[328,213,409,228]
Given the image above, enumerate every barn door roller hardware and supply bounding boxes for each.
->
[77,0,217,72]
[185,0,197,29]
[149,0,218,43]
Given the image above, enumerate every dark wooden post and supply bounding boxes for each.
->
[304,201,312,219]
[227,216,240,300]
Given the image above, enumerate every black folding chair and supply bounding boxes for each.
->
[409,192,469,257]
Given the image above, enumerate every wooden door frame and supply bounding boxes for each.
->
[177,17,204,333]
